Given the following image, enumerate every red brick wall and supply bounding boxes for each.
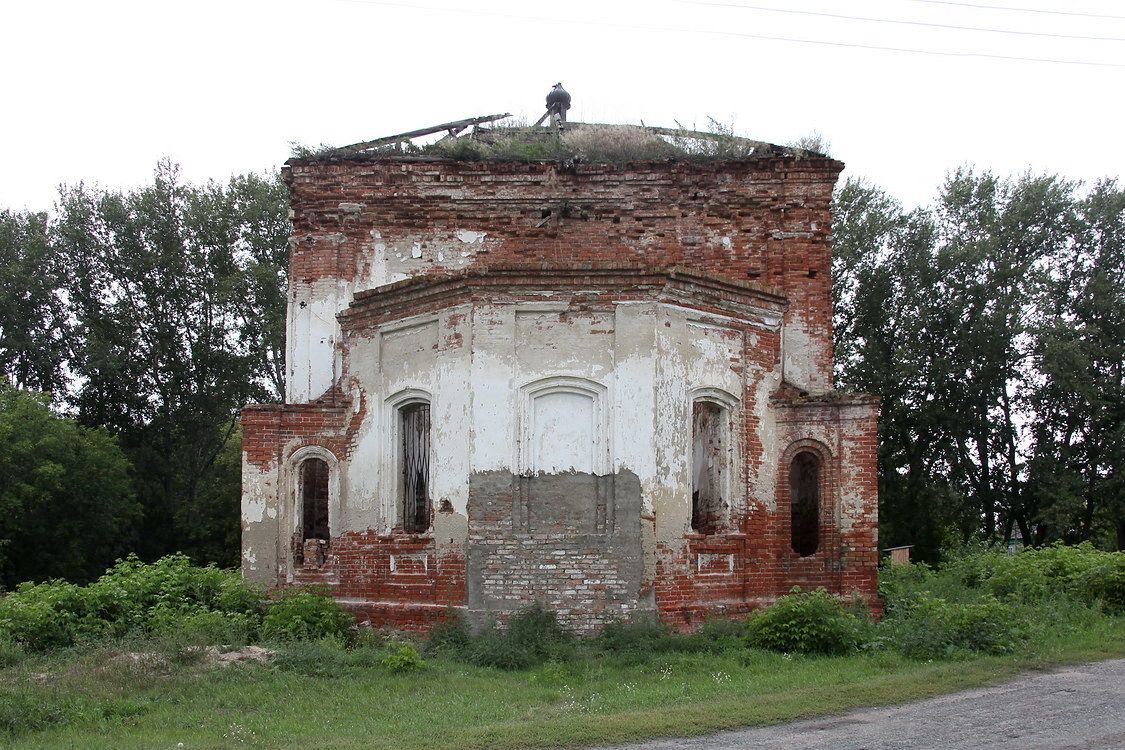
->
[243,154,879,633]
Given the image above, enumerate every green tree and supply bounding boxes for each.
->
[0,385,139,586]
[0,210,69,392]
[53,162,288,564]
[1027,180,1125,548]
[834,172,1124,556]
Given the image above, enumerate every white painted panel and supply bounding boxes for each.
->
[531,390,595,474]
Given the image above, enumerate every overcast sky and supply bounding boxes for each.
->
[2,0,1123,211]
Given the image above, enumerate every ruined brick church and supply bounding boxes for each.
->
[241,109,880,633]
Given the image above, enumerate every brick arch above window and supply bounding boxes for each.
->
[776,438,836,557]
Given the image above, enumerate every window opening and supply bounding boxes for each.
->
[790,451,820,556]
[691,401,726,534]
[401,402,431,533]
[301,457,330,541]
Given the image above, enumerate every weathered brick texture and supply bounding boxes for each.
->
[241,149,880,635]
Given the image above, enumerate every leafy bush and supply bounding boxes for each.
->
[943,543,1123,611]
[380,641,426,673]
[261,589,353,642]
[884,593,1024,659]
[745,588,862,655]
[0,580,108,651]
[1078,554,1125,613]
[424,614,472,658]
[86,553,262,634]
[0,555,263,651]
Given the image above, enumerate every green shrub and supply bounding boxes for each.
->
[380,641,426,673]
[943,542,1124,611]
[0,580,108,651]
[86,554,262,634]
[424,614,472,658]
[149,606,257,649]
[745,588,862,655]
[261,589,353,642]
[1076,553,1125,614]
[0,555,264,651]
[884,593,1025,659]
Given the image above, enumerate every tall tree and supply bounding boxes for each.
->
[1027,180,1125,548]
[54,162,288,562]
[833,171,1123,557]
[0,210,69,392]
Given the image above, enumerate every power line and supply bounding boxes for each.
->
[326,0,1125,68]
[678,0,1125,42]
[899,0,1125,22]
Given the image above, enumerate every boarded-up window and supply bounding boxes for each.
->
[301,457,330,541]
[692,401,725,534]
[401,402,431,533]
[790,451,820,556]
[530,389,596,474]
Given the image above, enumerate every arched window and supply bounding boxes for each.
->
[518,377,609,476]
[400,401,431,533]
[691,400,726,534]
[300,457,330,542]
[790,451,820,556]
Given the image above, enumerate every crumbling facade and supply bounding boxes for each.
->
[241,127,880,633]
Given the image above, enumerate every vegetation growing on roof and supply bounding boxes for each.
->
[288,118,810,164]
[421,119,777,163]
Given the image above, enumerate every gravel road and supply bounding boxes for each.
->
[589,658,1125,750]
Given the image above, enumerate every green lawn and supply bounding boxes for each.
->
[4,620,1123,750]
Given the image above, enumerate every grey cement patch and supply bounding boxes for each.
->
[466,469,647,632]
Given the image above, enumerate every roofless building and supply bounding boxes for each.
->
[241,101,880,632]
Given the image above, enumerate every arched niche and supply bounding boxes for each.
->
[518,376,610,476]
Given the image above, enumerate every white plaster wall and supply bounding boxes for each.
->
[286,278,343,403]
[286,227,495,404]
[297,298,780,544]
[241,454,279,584]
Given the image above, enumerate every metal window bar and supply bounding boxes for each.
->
[401,403,431,533]
[301,458,330,541]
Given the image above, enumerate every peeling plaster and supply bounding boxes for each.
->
[456,230,486,244]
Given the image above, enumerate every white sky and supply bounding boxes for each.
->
[2,0,1123,211]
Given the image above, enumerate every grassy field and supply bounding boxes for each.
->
[2,617,1122,750]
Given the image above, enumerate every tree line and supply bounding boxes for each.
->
[833,172,1123,560]
[0,162,1120,585]
[0,161,288,585]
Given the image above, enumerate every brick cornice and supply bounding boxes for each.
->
[339,264,788,332]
